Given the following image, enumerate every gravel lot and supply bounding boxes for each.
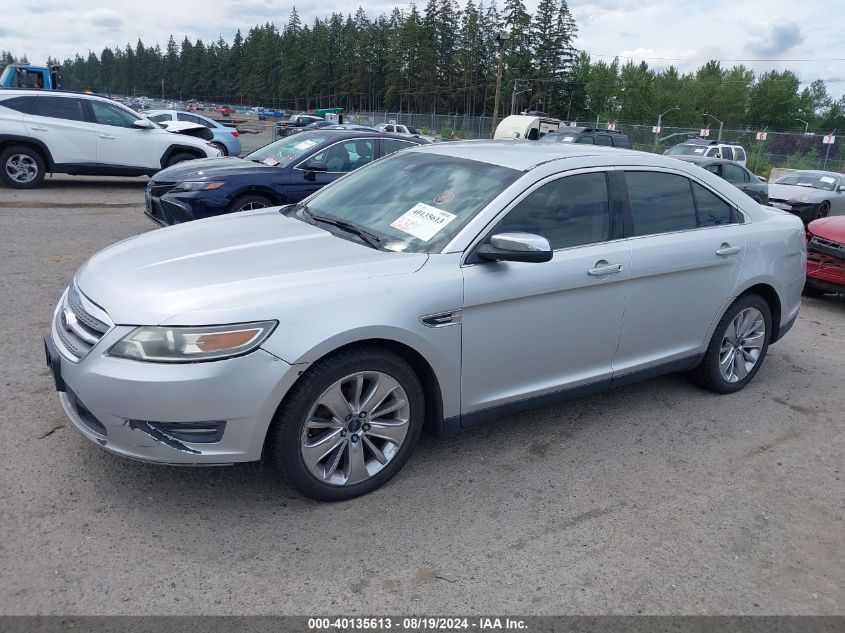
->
[1,178,843,615]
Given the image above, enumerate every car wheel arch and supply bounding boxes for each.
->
[160,144,205,169]
[0,135,54,170]
[267,336,446,444]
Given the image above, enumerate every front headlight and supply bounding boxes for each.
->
[108,321,277,363]
[171,180,225,192]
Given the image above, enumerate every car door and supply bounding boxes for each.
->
[722,162,761,202]
[89,100,162,169]
[23,95,96,166]
[460,170,631,416]
[613,170,747,376]
[288,138,375,202]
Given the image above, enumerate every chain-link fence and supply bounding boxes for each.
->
[347,111,844,177]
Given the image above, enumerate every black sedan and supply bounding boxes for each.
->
[145,130,428,226]
[670,156,768,204]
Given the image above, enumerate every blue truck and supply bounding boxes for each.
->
[0,63,62,90]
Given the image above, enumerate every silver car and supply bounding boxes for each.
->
[767,170,845,224]
[46,142,807,500]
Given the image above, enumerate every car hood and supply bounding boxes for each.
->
[152,157,277,182]
[808,216,845,243]
[75,210,428,325]
[768,183,828,202]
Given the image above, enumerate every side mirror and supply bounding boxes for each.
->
[476,232,553,263]
[838,185,845,192]
[758,175,767,183]
[132,119,154,129]
[303,160,327,173]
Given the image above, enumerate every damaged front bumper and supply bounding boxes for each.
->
[47,323,301,465]
[806,234,845,292]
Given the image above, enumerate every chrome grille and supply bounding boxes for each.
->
[52,284,113,362]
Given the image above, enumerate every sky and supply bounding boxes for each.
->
[1,0,842,95]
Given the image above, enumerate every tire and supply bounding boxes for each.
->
[802,283,826,298]
[0,144,46,189]
[800,201,829,224]
[164,151,198,168]
[211,142,228,156]
[228,193,274,213]
[269,346,425,501]
[693,294,772,394]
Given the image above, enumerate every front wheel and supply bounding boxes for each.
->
[693,294,771,394]
[800,201,829,224]
[269,346,425,501]
[228,193,273,213]
[164,151,198,168]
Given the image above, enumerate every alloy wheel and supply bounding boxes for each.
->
[5,154,38,184]
[719,307,766,383]
[300,371,410,486]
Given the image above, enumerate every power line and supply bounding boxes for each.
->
[591,54,845,63]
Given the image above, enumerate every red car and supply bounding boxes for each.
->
[804,216,845,297]
[213,105,235,116]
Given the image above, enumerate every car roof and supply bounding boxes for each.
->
[276,129,427,143]
[780,169,843,178]
[671,156,738,167]
[410,140,658,171]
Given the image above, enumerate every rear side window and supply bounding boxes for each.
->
[692,183,733,226]
[147,113,171,123]
[613,136,631,148]
[625,172,697,236]
[575,136,594,144]
[721,147,734,160]
[177,112,208,126]
[0,96,37,113]
[495,172,611,249]
[734,147,746,161]
[35,97,87,122]
[594,135,612,146]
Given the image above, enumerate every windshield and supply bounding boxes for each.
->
[539,133,576,144]
[246,134,329,166]
[666,143,709,156]
[776,172,839,191]
[289,152,521,253]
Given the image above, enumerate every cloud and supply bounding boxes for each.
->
[85,9,124,28]
[745,18,805,57]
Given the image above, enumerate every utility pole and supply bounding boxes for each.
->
[795,118,809,134]
[704,113,724,141]
[161,78,164,101]
[653,106,679,153]
[822,128,837,170]
[491,31,509,137]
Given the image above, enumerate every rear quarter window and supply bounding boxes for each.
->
[0,95,38,113]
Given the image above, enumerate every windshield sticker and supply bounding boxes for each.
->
[693,148,705,154]
[391,203,457,242]
[262,157,280,166]
[562,136,575,142]
[820,176,836,184]
[433,192,454,205]
[294,139,318,150]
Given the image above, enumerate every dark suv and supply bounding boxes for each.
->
[539,127,632,149]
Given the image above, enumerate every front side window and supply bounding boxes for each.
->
[307,139,374,173]
[692,182,733,226]
[722,163,747,184]
[290,152,520,253]
[383,139,415,157]
[625,171,697,236]
[493,172,610,250]
[90,101,140,127]
[35,97,86,122]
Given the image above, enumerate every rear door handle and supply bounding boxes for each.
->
[98,134,116,140]
[716,244,741,256]
[587,261,623,276]
[30,126,48,131]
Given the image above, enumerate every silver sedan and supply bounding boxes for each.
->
[46,142,807,500]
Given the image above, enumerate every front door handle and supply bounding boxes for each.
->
[587,261,623,276]
[30,126,48,131]
[716,243,741,256]
[98,134,116,140]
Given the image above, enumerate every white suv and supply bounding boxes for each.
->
[665,139,747,166]
[0,90,220,188]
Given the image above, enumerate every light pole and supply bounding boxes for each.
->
[653,105,679,153]
[703,112,724,141]
[510,80,530,115]
[795,118,810,134]
[491,31,509,137]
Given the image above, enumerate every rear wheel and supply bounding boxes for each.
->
[211,142,228,156]
[1,145,46,189]
[269,346,425,501]
[228,193,274,213]
[693,294,771,394]
[164,151,198,168]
